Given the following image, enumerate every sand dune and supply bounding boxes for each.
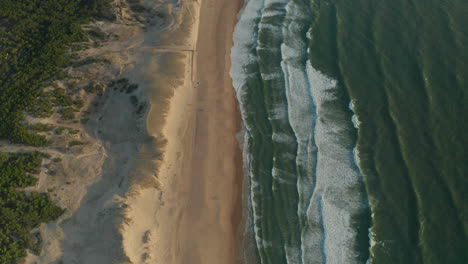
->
[22,0,243,263]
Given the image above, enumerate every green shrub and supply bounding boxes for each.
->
[130,4,147,13]
[72,57,102,68]
[86,27,107,41]
[68,140,84,147]
[30,242,42,256]
[52,89,74,107]
[117,78,129,84]
[60,107,76,120]
[126,83,139,94]
[40,152,52,159]
[54,127,66,135]
[30,123,55,132]
[68,81,78,90]
[29,97,55,118]
[130,95,138,106]
[85,83,104,94]
[73,99,85,109]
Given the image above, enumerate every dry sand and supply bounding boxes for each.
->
[122,0,244,263]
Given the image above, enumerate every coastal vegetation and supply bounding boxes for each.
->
[0,0,113,262]
[0,0,111,145]
[0,152,64,263]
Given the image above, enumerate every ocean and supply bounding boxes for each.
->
[230,0,468,263]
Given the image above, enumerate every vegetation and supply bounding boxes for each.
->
[126,84,139,94]
[129,95,139,107]
[54,127,66,135]
[0,152,64,263]
[51,89,73,107]
[28,97,54,118]
[70,43,91,52]
[29,124,55,133]
[0,0,113,146]
[60,107,76,120]
[86,27,107,41]
[129,3,147,13]
[68,141,84,147]
[69,129,80,135]
[72,57,110,68]
[85,83,104,94]
[109,78,139,94]
[73,99,85,109]
[39,152,51,159]
[0,0,113,262]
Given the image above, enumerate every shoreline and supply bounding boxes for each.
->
[123,0,244,263]
[156,0,244,262]
[193,0,245,261]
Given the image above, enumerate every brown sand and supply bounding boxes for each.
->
[155,0,244,263]
[172,0,244,262]
[122,0,244,264]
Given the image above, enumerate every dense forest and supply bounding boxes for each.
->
[0,0,112,262]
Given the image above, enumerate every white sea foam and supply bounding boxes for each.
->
[232,0,366,263]
[257,46,280,52]
[272,167,297,186]
[280,1,334,263]
[306,64,365,264]
[261,72,282,81]
[262,10,286,17]
[230,0,266,93]
[279,151,298,161]
[269,105,287,120]
[349,101,361,128]
[231,0,269,258]
[353,148,361,168]
[272,132,296,144]
[258,23,283,33]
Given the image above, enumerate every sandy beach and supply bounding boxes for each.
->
[162,0,244,262]
[122,0,244,263]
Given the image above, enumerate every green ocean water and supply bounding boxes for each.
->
[231,0,468,263]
